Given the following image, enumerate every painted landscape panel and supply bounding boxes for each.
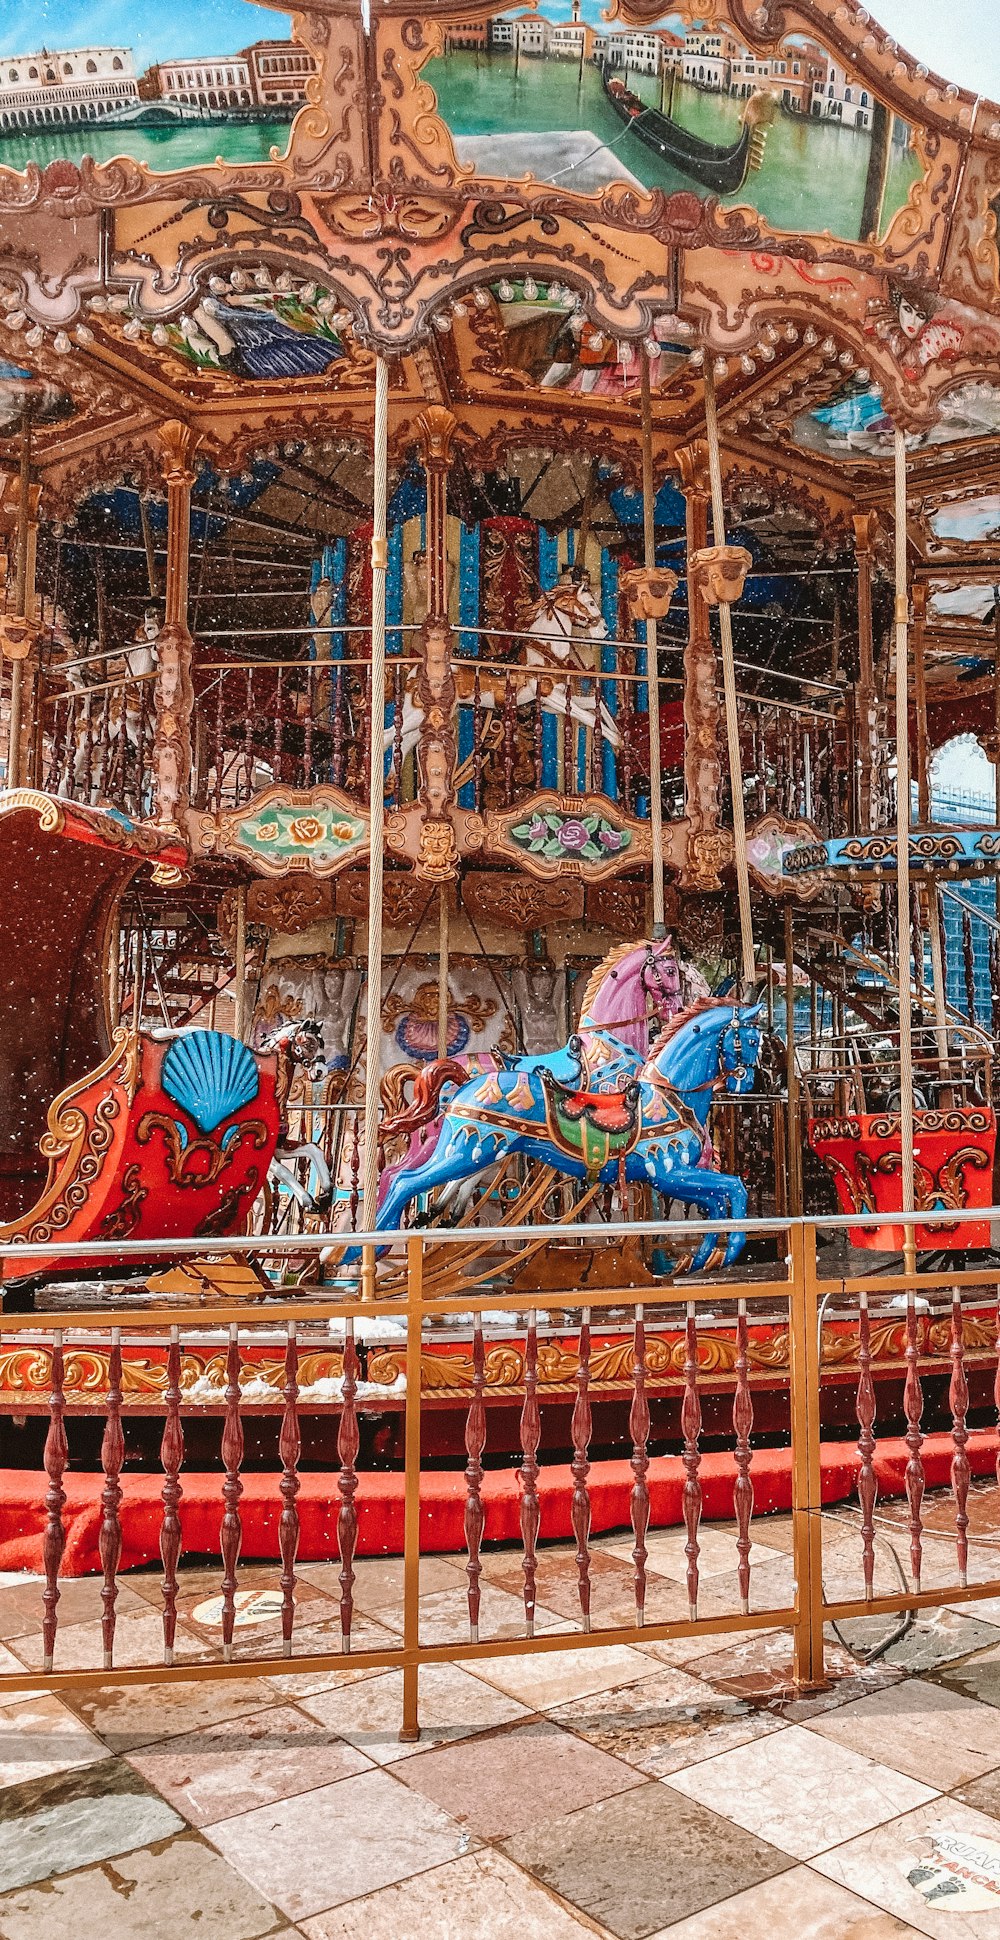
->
[426,4,923,240]
[0,0,303,171]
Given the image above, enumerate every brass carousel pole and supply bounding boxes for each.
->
[7,402,33,789]
[362,355,390,1298]
[702,362,755,992]
[640,350,666,937]
[893,425,917,1275]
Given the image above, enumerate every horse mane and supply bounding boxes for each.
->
[651,994,727,1046]
[579,938,660,1020]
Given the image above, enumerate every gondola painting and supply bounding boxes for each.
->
[425,3,925,244]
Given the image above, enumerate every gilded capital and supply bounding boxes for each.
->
[852,510,879,559]
[416,405,459,470]
[676,440,711,499]
[158,419,200,490]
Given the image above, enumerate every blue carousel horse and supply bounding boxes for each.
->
[361,999,763,1274]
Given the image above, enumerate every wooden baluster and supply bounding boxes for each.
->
[279,1321,301,1657]
[242,669,254,800]
[332,664,345,787]
[338,1319,360,1650]
[212,678,225,811]
[503,673,516,805]
[98,691,112,797]
[220,1325,244,1663]
[571,1310,592,1630]
[465,1319,487,1642]
[83,696,96,803]
[962,907,976,1024]
[682,1303,702,1619]
[60,695,77,797]
[348,1112,361,1229]
[619,671,633,813]
[393,662,404,806]
[46,698,66,793]
[273,665,284,779]
[950,1288,971,1587]
[99,1328,124,1670]
[473,666,484,809]
[302,671,314,788]
[591,673,604,793]
[519,1313,541,1637]
[904,1292,925,1592]
[629,1305,650,1626]
[732,1297,754,1616]
[42,1331,67,1673]
[856,1291,877,1599]
[160,1326,184,1665]
[562,689,573,798]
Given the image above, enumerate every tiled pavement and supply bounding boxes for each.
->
[5,1511,1000,1936]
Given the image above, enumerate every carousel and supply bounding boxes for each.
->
[5,0,1000,1490]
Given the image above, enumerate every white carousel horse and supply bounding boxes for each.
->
[383,572,619,773]
[63,611,158,796]
[259,1018,334,1217]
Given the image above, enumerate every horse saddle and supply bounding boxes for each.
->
[541,1070,640,1134]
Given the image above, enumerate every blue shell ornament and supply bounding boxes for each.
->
[161,1030,260,1135]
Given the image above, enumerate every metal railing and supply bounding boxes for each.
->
[2,1209,1000,1731]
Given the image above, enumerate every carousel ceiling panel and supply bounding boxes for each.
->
[791,374,1000,461]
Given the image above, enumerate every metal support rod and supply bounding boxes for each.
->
[784,902,802,1216]
[233,885,248,1042]
[894,425,917,1274]
[7,403,33,790]
[640,350,665,936]
[362,356,390,1298]
[437,886,449,1060]
[702,362,755,992]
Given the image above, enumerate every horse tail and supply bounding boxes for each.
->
[379,1056,468,1151]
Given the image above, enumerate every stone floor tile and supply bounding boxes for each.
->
[805,1677,1000,1790]
[0,1829,287,1940]
[503,1779,789,1940]
[127,1703,373,1825]
[673,1627,805,1695]
[377,1583,565,1646]
[479,1549,659,1629]
[299,1847,608,1939]
[8,1608,212,1674]
[932,1640,1000,1708]
[207,1766,474,1921]
[299,1662,529,1763]
[663,1724,937,1861]
[0,1756,182,1893]
[464,1642,662,1710]
[394,1715,644,1837]
[812,1794,1000,1937]
[174,1582,335,1640]
[645,1863,926,1938]
[0,1577,150,1640]
[298,1556,467,1615]
[61,1675,284,1752]
[263,1662,387,1703]
[877,1610,1000,1675]
[600,1528,785,1582]
[0,1694,106,1790]
[207,1612,400,1669]
[551,1666,787,1778]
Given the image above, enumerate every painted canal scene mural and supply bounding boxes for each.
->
[425,6,923,238]
[0,0,308,170]
[6,0,1000,1911]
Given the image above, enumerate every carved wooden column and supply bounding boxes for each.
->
[414,406,459,882]
[853,511,879,834]
[153,420,199,832]
[1,406,39,790]
[676,440,723,890]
